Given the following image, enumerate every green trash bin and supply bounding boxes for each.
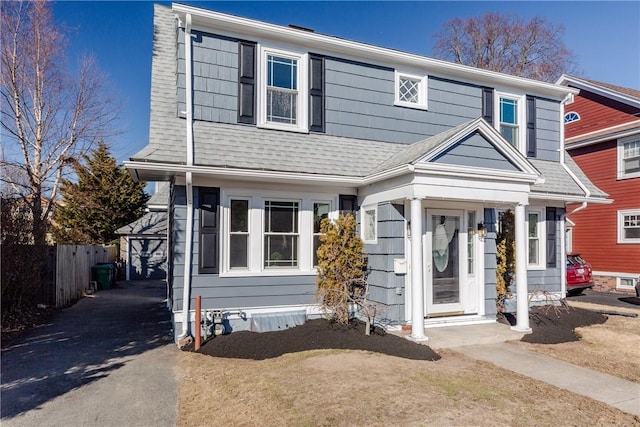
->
[92,264,114,290]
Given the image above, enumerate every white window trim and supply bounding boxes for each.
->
[526,207,546,270]
[312,200,333,268]
[220,190,338,277]
[617,135,640,180]
[257,45,309,133]
[617,209,640,244]
[361,205,378,244]
[394,71,428,110]
[226,197,252,272]
[617,276,638,291]
[495,91,526,154]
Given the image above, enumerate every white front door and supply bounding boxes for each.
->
[425,209,465,315]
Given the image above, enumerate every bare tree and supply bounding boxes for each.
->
[1,1,117,245]
[433,13,578,82]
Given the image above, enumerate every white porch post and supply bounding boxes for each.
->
[409,197,427,340]
[513,203,531,332]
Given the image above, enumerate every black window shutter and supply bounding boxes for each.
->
[526,96,537,157]
[339,195,358,216]
[237,41,256,124]
[484,208,496,234]
[309,54,325,132]
[546,207,556,268]
[199,188,220,274]
[482,87,494,125]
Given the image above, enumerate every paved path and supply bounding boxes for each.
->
[458,342,640,417]
[567,289,640,311]
[1,281,177,427]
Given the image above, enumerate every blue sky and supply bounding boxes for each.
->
[51,1,640,164]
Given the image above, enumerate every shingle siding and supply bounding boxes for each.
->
[535,98,561,161]
[170,185,316,313]
[363,202,406,325]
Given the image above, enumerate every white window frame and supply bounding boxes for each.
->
[220,190,338,277]
[526,207,546,270]
[495,92,526,154]
[618,209,640,244]
[617,276,638,291]
[617,135,640,180]
[361,205,378,244]
[394,71,428,110]
[263,199,301,269]
[564,111,580,124]
[312,200,332,268]
[227,197,251,271]
[257,46,308,133]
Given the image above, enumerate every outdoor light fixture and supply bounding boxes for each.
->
[477,222,487,239]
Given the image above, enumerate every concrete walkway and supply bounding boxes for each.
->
[458,342,640,417]
[406,318,640,417]
[1,280,177,427]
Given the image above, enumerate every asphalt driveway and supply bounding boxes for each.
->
[567,288,640,310]
[1,280,177,427]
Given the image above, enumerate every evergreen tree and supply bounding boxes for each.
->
[52,141,148,245]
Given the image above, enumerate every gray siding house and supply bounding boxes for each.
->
[125,4,608,342]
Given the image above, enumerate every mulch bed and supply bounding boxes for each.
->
[196,306,610,360]
[197,318,441,361]
[521,306,607,344]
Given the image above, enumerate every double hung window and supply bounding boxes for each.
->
[259,48,308,132]
[266,55,298,125]
[313,202,330,266]
[528,212,540,265]
[229,199,249,269]
[618,210,640,243]
[500,97,519,147]
[618,137,640,179]
[264,201,299,268]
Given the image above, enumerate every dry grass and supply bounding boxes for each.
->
[177,349,638,426]
[519,304,640,383]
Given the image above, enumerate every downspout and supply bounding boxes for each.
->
[179,13,195,339]
[559,94,590,297]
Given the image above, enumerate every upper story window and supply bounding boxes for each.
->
[499,97,519,147]
[394,71,428,110]
[267,55,298,124]
[618,210,640,244]
[258,47,308,132]
[564,111,580,124]
[618,136,640,179]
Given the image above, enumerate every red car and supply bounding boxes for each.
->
[566,253,594,296]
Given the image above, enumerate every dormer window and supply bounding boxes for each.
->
[394,71,428,110]
[564,111,580,124]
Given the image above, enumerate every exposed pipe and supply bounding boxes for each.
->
[179,13,195,339]
[195,295,202,351]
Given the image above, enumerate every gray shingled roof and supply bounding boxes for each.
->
[370,120,475,174]
[147,182,169,208]
[115,211,167,236]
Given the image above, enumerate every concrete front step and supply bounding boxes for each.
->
[392,322,528,349]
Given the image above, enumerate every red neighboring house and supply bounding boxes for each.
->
[558,75,640,293]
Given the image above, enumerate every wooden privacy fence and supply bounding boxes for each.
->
[55,245,118,307]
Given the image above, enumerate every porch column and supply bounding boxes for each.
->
[513,203,531,332]
[409,197,426,341]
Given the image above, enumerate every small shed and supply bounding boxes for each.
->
[116,183,168,280]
